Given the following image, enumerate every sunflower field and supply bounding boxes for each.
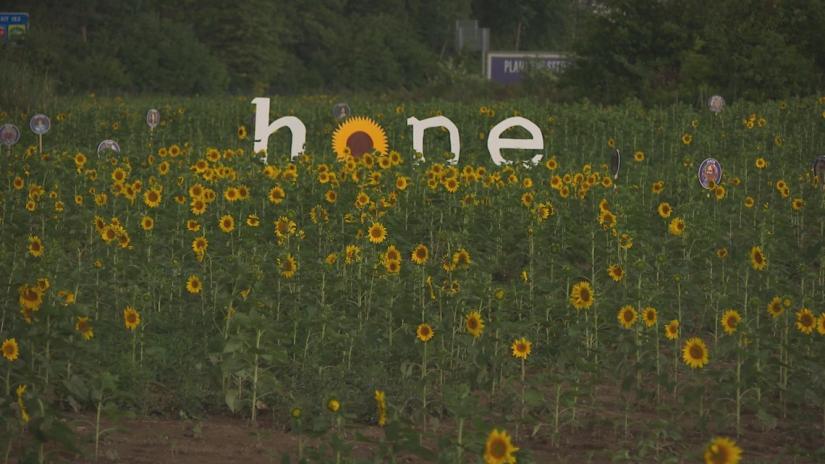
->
[2,95,825,463]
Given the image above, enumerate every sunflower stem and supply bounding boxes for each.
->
[456,418,464,464]
[250,328,263,424]
[736,338,742,438]
[421,341,428,431]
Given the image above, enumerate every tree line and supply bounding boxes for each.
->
[1,0,823,104]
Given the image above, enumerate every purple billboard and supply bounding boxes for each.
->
[486,52,571,85]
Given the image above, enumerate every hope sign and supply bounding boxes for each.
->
[251,97,545,167]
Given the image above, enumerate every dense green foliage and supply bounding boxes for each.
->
[1,0,824,103]
[1,96,825,462]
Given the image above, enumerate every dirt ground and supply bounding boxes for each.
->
[11,409,817,464]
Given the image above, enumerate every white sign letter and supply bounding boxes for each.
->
[251,97,307,163]
[407,116,461,164]
[486,116,544,167]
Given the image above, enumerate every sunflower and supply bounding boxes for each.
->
[755,157,767,169]
[355,192,371,208]
[716,248,728,259]
[183,275,202,295]
[246,214,260,227]
[767,296,784,318]
[123,306,141,331]
[192,236,208,256]
[743,196,754,208]
[452,248,472,268]
[791,198,804,211]
[465,310,484,338]
[2,338,19,362]
[278,255,298,279]
[749,246,767,271]
[143,189,162,208]
[223,187,239,202]
[520,191,533,207]
[263,185,285,205]
[111,167,128,183]
[18,284,43,311]
[817,313,825,335]
[642,307,657,327]
[682,337,709,368]
[657,202,672,219]
[374,390,387,426]
[704,436,742,464]
[668,217,685,236]
[714,185,726,200]
[617,305,637,329]
[620,233,633,249]
[326,253,338,266]
[324,190,337,204]
[608,264,624,282]
[27,235,44,257]
[186,219,201,232]
[411,244,429,265]
[75,316,94,341]
[384,245,402,263]
[219,214,235,233]
[511,337,532,359]
[190,199,207,216]
[332,116,388,160]
[141,216,154,231]
[237,125,247,140]
[368,222,387,244]
[274,217,296,239]
[796,308,815,335]
[721,310,741,335]
[633,150,645,162]
[665,320,679,340]
[327,399,340,413]
[599,210,616,229]
[384,259,401,274]
[570,281,594,310]
[443,177,460,193]
[416,323,434,342]
[681,133,693,145]
[484,429,518,464]
[345,244,361,264]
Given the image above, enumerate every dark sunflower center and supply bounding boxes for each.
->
[754,253,763,264]
[346,131,373,158]
[802,315,813,326]
[623,311,634,322]
[490,439,507,458]
[421,327,430,336]
[690,345,703,359]
[711,446,727,464]
[580,289,590,301]
[468,319,478,329]
[127,314,136,323]
[726,317,737,328]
